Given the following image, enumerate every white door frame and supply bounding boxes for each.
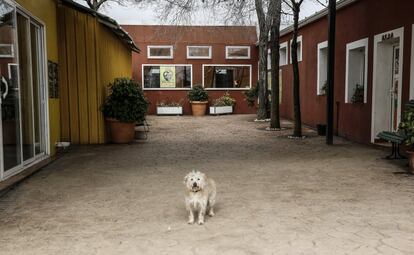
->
[371,27,404,143]
[0,0,50,181]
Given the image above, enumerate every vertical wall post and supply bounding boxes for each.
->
[326,0,336,145]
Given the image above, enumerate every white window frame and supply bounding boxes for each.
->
[317,41,328,96]
[186,45,212,59]
[202,64,252,90]
[225,46,251,59]
[279,42,288,66]
[141,64,193,90]
[345,38,369,103]
[0,44,14,58]
[410,24,414,100]
[147,45,173,59]
[290,35,303,63]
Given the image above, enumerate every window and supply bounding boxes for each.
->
[345,38,368,103]
[280,42,288,66]
[317,41,328,95]
[203,65,251,89]
[147,45,173,59]
[142,65,192,89]
[225,46,250,59]
[0,44,14,58]
[290,35,303,63]
[187,46,211,59]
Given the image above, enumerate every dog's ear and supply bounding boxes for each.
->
[183,173,189,184]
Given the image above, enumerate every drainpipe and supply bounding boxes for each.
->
[326,0,336,145]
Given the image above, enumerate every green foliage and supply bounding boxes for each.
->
[244,84,259,107]
[399,110,414,147]
[187,85,209,102]
[157,98,184,107]
[213,92,236,107]
[101,78,148,123]
[351,84,364,104]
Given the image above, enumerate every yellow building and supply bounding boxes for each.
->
[0,0,138,186]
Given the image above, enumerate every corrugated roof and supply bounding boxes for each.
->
[59,0,140,53]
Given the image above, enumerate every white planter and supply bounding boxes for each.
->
[209,106,233,115]
[157,106,183,115]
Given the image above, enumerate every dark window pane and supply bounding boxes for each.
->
[149,47,172,57]
[203,66,250,89]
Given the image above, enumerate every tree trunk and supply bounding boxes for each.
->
[269,0,282,129]
[291,3,302,137]
[255,0,269,120]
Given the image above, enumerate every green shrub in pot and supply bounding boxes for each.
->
[101,78,148,143]
[187,85,209,102]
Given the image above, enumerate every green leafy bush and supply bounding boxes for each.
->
[213,92,236,107]
[399,110,414,147]
[101,78,148,123]
[187,85,209,102]
[244,84,259,107]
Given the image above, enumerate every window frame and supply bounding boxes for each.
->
[186,45,212,59]
[345,38,369,103]
[290,35,303,63]
[225,46,251,59]
[202,64,252,90]
[141,64,193,90]
[317,41,328,96]
[279,42,288,66]
[0,44,14,58]
[147,45,174,59]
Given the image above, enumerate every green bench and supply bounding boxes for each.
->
[377,100,414,159]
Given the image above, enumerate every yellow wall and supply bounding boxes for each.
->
[58,5,132,144]
[15,0,60,156]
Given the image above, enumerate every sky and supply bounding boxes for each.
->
[75,0,327,26]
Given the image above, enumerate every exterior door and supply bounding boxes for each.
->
[0,0,22,174]
[0,0,47,180]
[390,45,400,131]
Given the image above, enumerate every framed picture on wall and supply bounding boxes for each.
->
[0,44,14,58]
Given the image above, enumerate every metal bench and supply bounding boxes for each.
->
[377,100,414,159]
[377,130,406,159]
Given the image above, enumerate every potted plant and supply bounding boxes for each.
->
[210,92,236,115]
[188,85,209,116]
[398,110,414,173]
[101,78,148,143]
[156,99,183,115]
[351,84,364,104]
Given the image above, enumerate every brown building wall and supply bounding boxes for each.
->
[123,25,259,115]
[279,0,414,144]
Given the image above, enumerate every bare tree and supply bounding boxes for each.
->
[83,0,142,11]
[269,0,282,129]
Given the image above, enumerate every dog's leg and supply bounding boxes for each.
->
[198,209,205,225]
[208,207,215,217]
[208,191,216,217]
[188,210,195,224]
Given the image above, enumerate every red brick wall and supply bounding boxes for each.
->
[278,0,414,144]
[122,25,259,115]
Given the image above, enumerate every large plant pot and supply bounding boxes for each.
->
[191,101,208,116]
[106,118,135,144]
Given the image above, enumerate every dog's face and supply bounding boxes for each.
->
[184,170,206,192]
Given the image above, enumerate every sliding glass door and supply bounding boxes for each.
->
[0,0,47,179]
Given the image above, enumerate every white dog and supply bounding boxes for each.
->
[184,170,216,225]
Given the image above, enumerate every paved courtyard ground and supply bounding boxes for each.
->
[1,115,414,255]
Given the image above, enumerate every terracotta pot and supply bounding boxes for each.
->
[106,118,135,144]
[407,150,414,174]
[191,101,208,116]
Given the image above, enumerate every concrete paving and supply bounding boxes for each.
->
[1,115,414,255]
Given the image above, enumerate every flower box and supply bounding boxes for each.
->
[157,106,183,115]
[209,106,233,115]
